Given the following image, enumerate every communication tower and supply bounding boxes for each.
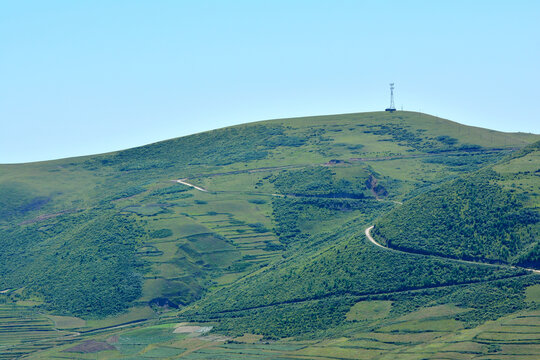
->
[385,83,396,112]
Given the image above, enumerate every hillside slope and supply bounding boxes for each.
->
[373,141,540,267]
[0,111,539,359]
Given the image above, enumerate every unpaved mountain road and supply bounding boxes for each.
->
[173,178,372,200]
[365,226,540,274]
[174,179,208,192]
[173,179,284,197]
[177,147,515,181]
[172,147,513,200]
[174,180,537,275]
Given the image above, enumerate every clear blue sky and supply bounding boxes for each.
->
[1,1,539,163]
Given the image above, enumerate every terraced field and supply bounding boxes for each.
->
[0,305,78,359]
[28,302,540,359]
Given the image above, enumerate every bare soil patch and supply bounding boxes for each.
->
[62,340,115,353]
[173,323,213,334]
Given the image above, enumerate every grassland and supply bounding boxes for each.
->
[0,111,539,358]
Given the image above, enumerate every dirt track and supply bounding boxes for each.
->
[365,226,540,274]
[175,179,208,192]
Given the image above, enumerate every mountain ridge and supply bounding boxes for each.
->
[2,111,538,166]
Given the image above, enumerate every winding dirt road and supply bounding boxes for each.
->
[365,225,540,274]
[365,226,386,249]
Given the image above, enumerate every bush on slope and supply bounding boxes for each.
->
[373,169,539,265]
[0,210,143,316]
[186,220,523,337]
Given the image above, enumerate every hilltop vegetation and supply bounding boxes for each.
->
[0,111,539,359]
[92,124,307,172]
[373,142,540,267]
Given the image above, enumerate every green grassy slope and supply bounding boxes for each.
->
[373,141,540,266]
[187,223,526,338]
[0,111,539,359]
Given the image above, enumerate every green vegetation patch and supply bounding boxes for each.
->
[0,210,144,317]
[141,346,186,357]
[525,284,540,304]
[374,170,539,264]
[149,184,190,196]
[46,315,86,329]
[0,182,51,221]
[120,326,177,344]
[186,233,235,252]
[114,326,186,355]
[150,228,173,239]
[110,186,147,201]
[378,318,465,332]
[346,300,392,321]
[270,166,367,198]
[123,203,170,216]
[97,124,308,173]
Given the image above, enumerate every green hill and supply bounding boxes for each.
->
[0,111,539,359]
[373,141,540,266]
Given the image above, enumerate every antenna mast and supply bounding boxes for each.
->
[385,83,396,112]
